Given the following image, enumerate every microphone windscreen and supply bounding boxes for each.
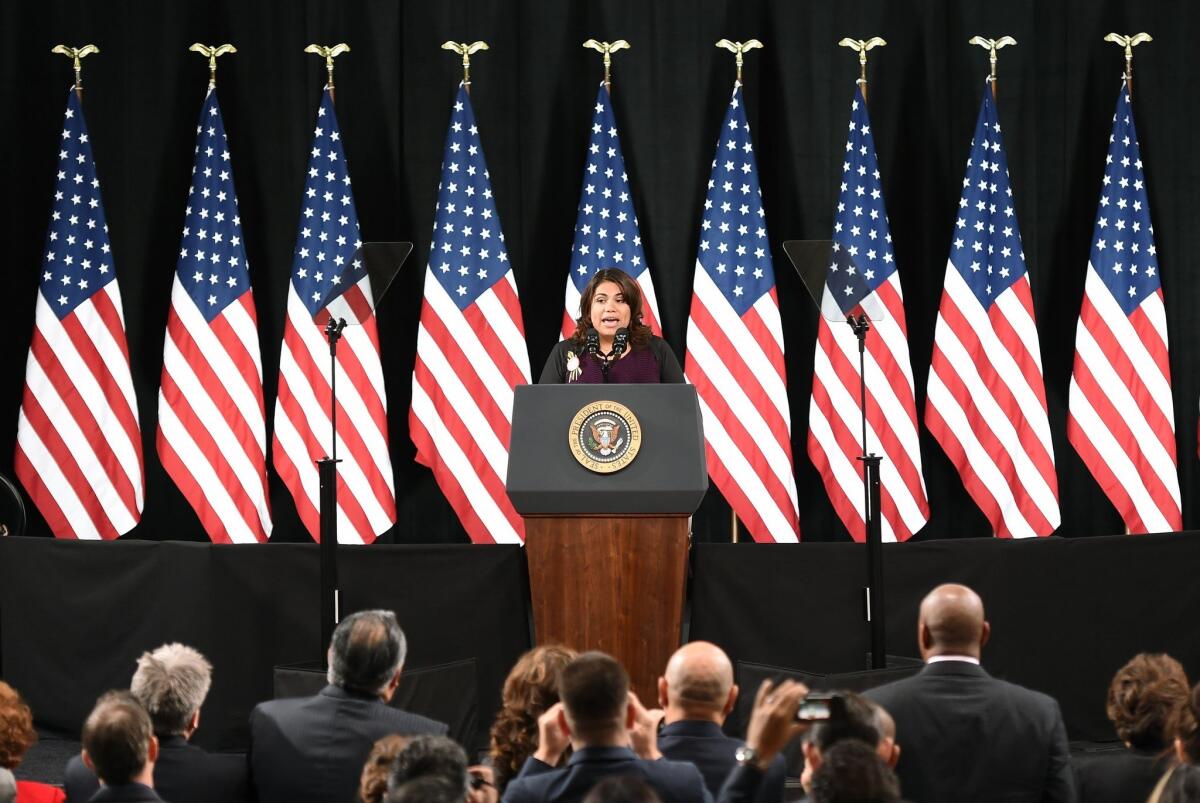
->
[585,328,600,354]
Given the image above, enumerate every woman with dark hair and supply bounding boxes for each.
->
[488,645,577,792]
[539,268,684,384]
[1074,653,1189,803]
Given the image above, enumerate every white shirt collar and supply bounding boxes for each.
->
[926,654,981,665]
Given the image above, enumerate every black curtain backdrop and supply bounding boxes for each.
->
[1,0,1198,543]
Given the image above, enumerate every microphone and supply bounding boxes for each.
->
[585,328,600,356]
[612,327,629,358]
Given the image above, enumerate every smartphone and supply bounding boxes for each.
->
[796,693,840,721]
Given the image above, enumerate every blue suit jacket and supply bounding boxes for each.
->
[657,720,786,803]
[501,746,713,803]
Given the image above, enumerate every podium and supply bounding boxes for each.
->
[507,384,708,702]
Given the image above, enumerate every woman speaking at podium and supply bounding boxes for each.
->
[539,268,684,384]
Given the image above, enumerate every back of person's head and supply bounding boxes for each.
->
[1170,681,1200,763]
[388,735,468,794]
[558,652,629,741]
[582,775,664,803]
[659,641,736,721]
[359,734,410,803]
[129,643,212,736]
[81,691,154,785]
[1106,653,1189,751]
[383,775,463,803]
[1158,764,1200,803]
[917,583,988,657]
[0,681,36,770]
[327,609,407,696]
[490,644,577,786]
[810,739,901,803]
[808,691,881,752]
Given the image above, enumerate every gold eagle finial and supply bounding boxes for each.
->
[583,40,630,89]
[968,36,1016,83]
[189,43,237,88]
[715,39,763,83]
[1104,32,1152,89]
[305,43,351,91]
[51,44,100,92]
[441,41,489,88]
[838,38,886,91]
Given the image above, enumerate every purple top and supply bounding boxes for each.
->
[571,347,661,384]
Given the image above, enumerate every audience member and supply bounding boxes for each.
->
[809,740,900,803]
[0,680,64,803]
[1169,680,1200,764]
[500,651,713,802]
[490,645,577,791]
[248,610,447,803]
[64,643,246,803]
[865,583,1074,802]
[655,642,785,801]
[1074,653,1187,803]
[388,735,468,790]
[359,734,410,803]
[80,691,162,802]
[580,775,663,803]
[1153,763,1200,803]
[798,692,900,800]
[384,775,464,803]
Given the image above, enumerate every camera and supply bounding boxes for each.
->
[796,692,844,721]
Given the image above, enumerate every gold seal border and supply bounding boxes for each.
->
[568,400,642,474]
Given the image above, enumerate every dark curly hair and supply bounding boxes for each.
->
[569,269,652,350]
[488,645,577,790]
[0,681,36,770]
[1106,653,1189,751]
[1170,681,1200,762]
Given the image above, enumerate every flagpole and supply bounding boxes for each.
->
[51,44,98,101]
[715,40,763,544]
[442,41,489,96]
[969,36,1015,100]
[584,39,631,94]
[1104,32,1152,99]
[306,42,351,653]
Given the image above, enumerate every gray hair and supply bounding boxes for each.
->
[129,643,212,735]
[327,610,407,696]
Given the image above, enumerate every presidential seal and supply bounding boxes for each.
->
[568,400,642,474]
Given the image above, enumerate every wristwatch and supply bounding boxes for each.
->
[734,745,759,767]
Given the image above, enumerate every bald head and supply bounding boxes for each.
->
[659,642,737,724]
[918,584,989,658]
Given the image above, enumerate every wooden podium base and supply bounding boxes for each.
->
[524,515,689,704]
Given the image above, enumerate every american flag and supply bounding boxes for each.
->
[1067,81,1181,533]
[684,83,799,543]
[14,90,144,539]
[807,88,929,543]
[410,85,531,545]
[157,88,271,544]
[926,85,1060,539]
[562,83,661,338]
[272,88,396,544]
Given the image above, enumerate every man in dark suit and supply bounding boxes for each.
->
[248,609,447,803]
[65,643,247,803]
[864,583,1075,803]
[502,651,714,802]
[79,691,165,802]
[655,642,786,801]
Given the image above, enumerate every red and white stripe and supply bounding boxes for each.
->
[685,265,799,542]
[1068,268,1180,533]
[15,287,144,539]
[926,268,1059,538]
[561,271,662,340]
[411,269,530,544]
[807,274,929,542]
[157,282,271,543]
[273,279,396,543]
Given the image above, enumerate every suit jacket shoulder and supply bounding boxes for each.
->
[502,747,712,803]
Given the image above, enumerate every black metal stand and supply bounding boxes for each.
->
[848,314,886,670]
[318,317,346,653]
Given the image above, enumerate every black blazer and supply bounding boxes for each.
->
[1073,747,1171,803]
[657,719,786,803]
[65,735,248,803]
[248,684,447,803]
[865,661,1075,803]
[501,746,713,803]
[85,783,165,803]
